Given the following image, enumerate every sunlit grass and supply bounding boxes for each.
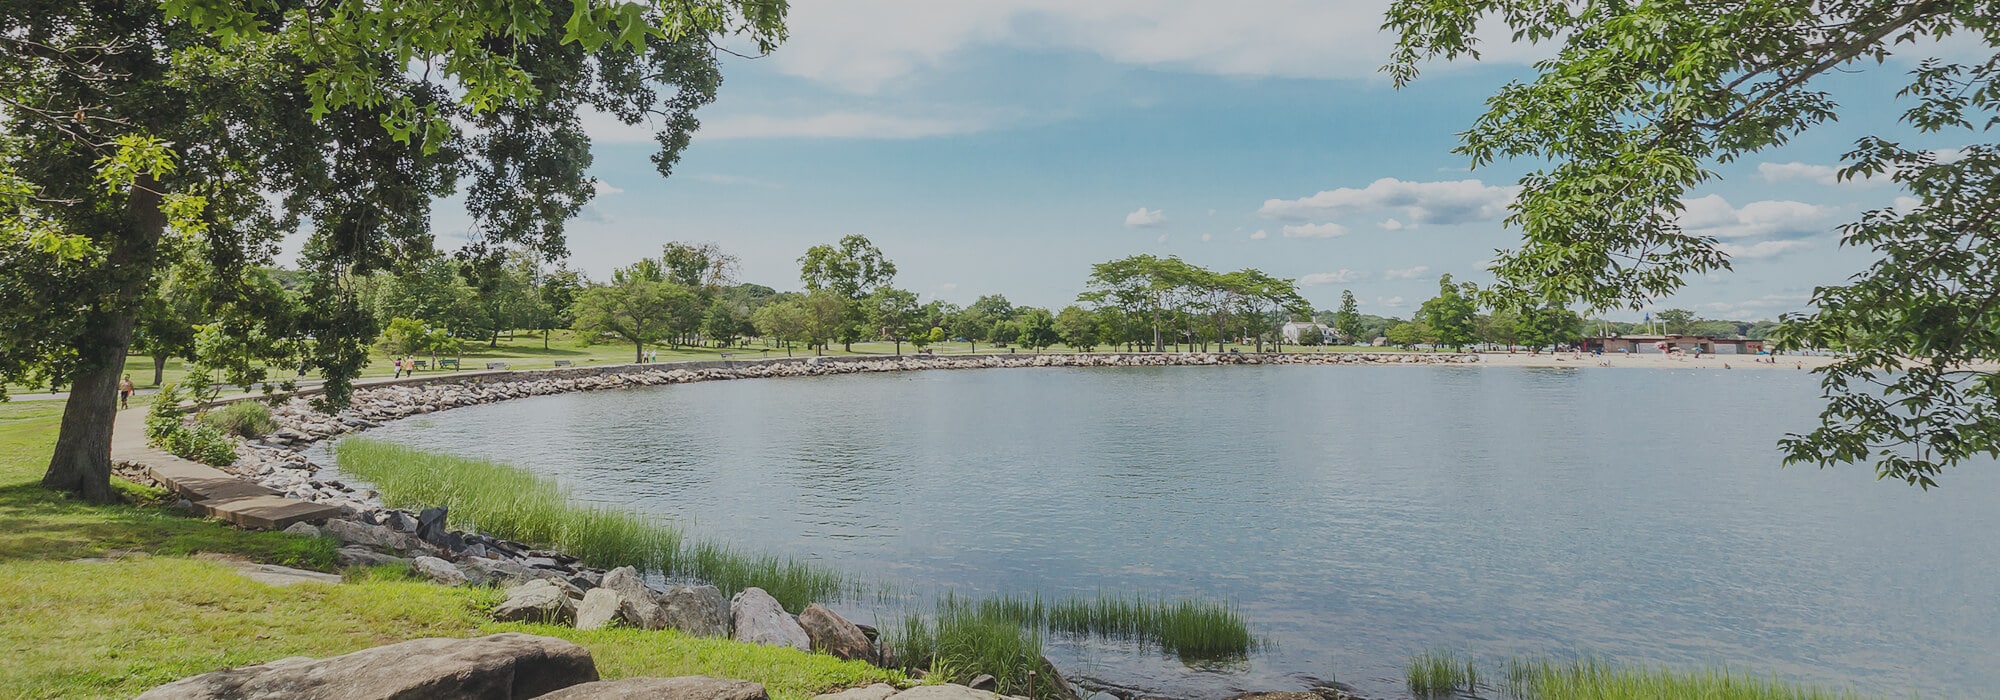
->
[1408,648,1478,696]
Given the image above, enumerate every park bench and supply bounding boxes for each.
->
[485,362,508,370]
[553,359,573,367]
[439,359,459,370]
[413,360,429,370]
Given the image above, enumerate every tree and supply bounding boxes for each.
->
[801,290,850,356]
[751,298,808,357]
[702,300,743,348]
[1655,308,1698,336]
[571,262,698,363]
[533,266,584,349]
[1386,1,2000,486]
[799,235,896,352]
[866,287,920,355]
[455,246,545,347]
[3,0,779,502]
[1055,306,1100,352]
[1334,290,1366,345]
[1419,274,1478,351]
[1016,308,1060,352]
[1386,321,1429,349]
[1516,304,1584,354]
[949,309,990,354]
[659,241,739,290]
[1296,325,1325,347]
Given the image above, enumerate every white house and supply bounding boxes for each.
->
[1280,321,1335,344]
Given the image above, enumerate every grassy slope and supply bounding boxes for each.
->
[0,400,900,700]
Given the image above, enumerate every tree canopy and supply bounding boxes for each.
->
[1387,0,2000,487]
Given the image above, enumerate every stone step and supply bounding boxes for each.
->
[114,409,339,531]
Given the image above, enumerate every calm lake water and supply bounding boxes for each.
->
[339,366,2000,698]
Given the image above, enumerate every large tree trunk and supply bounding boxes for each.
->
[43,176,165,504]
[152,354,167,386]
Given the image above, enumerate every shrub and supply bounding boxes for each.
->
[201,401,277,439]
[144,385,186,443]
[161,424,238,466]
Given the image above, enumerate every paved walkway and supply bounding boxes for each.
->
[111,406,339,530]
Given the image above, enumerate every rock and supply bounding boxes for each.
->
[967,675,997,691]
[323,518,418,552]
[881,686,1007,700]
[412,555,468,586]
[660,584,731,638]
[1086,693,1119,700]
[600,566,664,630]
[1035,656,1082,700]
[282,522,321,538]
[233,563,342,587]
[460,556,543,588]
[813,683,899,700]
[730,587,809,651]
[575,588,623,631]
[495,579,578,625]
[136,632,597,699]
[334,546,409,569]
[416,506,453,547]
[798,604,874,662]
[536,676,768,700]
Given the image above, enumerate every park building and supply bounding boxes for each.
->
[1280,321,1337,344]
[1585,334,1766,355]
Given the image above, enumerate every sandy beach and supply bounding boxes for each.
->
[1474,351,1842,370]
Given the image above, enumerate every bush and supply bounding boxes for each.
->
[201,401,277,438]
[144,385,186,443]
[161,424,237,466]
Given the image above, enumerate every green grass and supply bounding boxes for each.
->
[1503,657,1867,700]
[1044,594,1258,659]
[1407,648,1478,696]
[332,438,849,610]
[882,593,1057,699]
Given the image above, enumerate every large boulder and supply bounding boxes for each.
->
[797,604,874,662]
[660,584,731,638]
[599,566,664,630]
[536,676,768,700]
[881,686,1008,700]
[136,633,597,699]
[729,587,809,651]
[412,556,469,586]
[493,579,578,625]
[334,546,408,569]
[323,519,419,553]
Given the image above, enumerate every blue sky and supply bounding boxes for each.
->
[410,1,1977,321]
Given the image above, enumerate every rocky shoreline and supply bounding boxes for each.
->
[145,352,1446,699]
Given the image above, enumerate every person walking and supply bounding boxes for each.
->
[393,356,403,378]
[118,374,135,409]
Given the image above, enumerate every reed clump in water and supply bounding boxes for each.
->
[334,438,843,610]
[1407,648,1478,696]
[1503,657,1866,700]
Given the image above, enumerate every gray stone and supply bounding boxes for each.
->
[967,675,997,691]
[412,555,468,586]
[333,546,409,569]
[136,632,597,699]
[281,522,321,538]
[798,604,874,662]
[600,566,664,630]
[812,683,899,700]
[323,518,418,552]
[536,675,768,700]
[730,587,809,651]
[234,563,342,588]
[881,686,1008,700]
[660,584,731,638]
[575,587,623,631]
[458,556,545,588]
[494,579,578,625]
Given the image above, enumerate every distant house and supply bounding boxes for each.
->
[1280,321,1336,344]
[1586,334,1765,354]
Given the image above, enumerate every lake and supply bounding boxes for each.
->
[336,365,2000,698]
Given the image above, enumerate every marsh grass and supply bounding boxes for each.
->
[333,439,842,609]
[1407,648,1478,696]
[1503,657,1867,700]
[883,593,1058,698]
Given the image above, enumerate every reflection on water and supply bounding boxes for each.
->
[340,366,2000,699]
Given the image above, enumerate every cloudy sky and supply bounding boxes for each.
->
[417,1,1970,321]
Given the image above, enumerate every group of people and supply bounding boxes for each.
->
[391,355,420,378]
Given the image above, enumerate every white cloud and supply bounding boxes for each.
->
[1718,239,1811,260]
[1379,218,1405,231]
[1757,161,1882,188]
[592,181,623,195]
[1249,229,1269,240]
[1678,195,1829,240]
[1125,207,1169,228]
[1259,178,1517,225]
[701,111,988,140]
[939,283,959,292]
[1893,195,1923,212]
[1200,233,1213,242]
[1932,147,1969,164]
[1298,269,1364,286]
[768,1,1549,94]
[1156,233,1170,244]
[1281,222,1348,238]
[1375,295,1407,308]
[1384,265,1431,280]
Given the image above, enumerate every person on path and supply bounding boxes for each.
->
[118,374,134,409]
[393,356,404,378]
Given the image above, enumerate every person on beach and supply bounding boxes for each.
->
[118,374,134,409]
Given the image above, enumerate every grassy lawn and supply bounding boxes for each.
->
[0,400,901,699]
